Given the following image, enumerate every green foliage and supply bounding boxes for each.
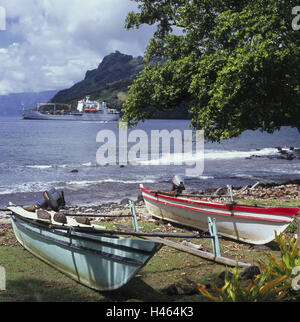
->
[123,0,300,141]
[121,60,194,123]
[199,267,289,302]
[260,232,300,276]
[199,232,300,302]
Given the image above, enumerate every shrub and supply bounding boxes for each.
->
[198,232,300,302]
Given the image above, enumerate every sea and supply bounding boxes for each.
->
[0,116,300,207]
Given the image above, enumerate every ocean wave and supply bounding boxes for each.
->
[139,152,204,165]
[204,148,278,160]
[26,165,53,169]
[138,148,278,165]
[185,175,214,180]
[233,174,255,179]
[82,162,94,167]
[68,178,158,186]
[0,181,66,195]
[263,167,300,175]
[25,162,100,169]
[22,148,279,171]
[0,177,160,195]
[25,164,68,169]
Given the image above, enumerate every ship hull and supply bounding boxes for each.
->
[22,110,119,121]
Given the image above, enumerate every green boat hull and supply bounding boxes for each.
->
[11,214,161,291]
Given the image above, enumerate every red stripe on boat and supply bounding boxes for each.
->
[140,187,299,220]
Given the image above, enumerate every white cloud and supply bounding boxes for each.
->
[0,0,154,95]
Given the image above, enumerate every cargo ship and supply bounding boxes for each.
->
[22,96,120,121]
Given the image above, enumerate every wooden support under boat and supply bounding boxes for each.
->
[142,236,251,268]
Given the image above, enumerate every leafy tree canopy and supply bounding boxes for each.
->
[122,0,300,141]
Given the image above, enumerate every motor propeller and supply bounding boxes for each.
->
[36,187,66,211]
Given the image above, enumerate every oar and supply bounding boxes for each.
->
[149,190,232,199]
[61,213,132,218]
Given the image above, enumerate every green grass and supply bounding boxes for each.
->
[236,198,300,207]
[0,246,105,302]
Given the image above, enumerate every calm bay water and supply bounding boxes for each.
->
[0,116,300,207]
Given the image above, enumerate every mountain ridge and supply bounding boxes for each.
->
[50,51,145,109]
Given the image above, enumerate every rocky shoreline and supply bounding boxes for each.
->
[232,182,300,201]
[200,180,300,202]
[247,146,300,161]
[1,180,299,227]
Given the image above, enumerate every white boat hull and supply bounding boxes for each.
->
[141,187,299,245]
[8,206,161,291]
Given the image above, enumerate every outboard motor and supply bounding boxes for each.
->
[36,187,66,211]
[172,175,185,195]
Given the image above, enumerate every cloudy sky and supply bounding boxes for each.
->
[0,0,155,95]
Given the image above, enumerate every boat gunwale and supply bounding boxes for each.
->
[140,187,299,218]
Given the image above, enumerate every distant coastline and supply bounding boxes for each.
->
[0,90,60,116]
